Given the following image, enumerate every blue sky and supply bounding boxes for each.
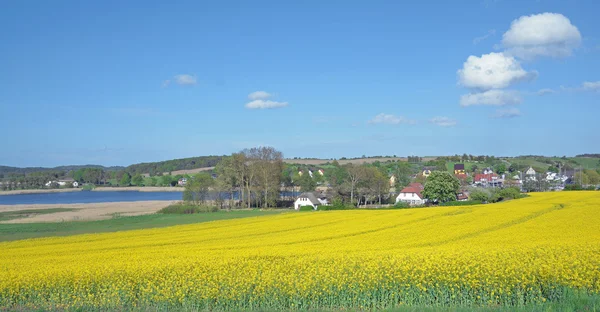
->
[0,0,598,167]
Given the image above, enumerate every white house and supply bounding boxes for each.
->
[525,167,537,181]
[294,192,322,210]
[483,168,494,175]
[395,183,426,206]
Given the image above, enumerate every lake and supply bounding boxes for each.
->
[0,191,184,205]
[0,190,300,205]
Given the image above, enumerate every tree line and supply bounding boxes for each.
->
[183,147,283,208]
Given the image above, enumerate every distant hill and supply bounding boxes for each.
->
[125,156,225,176]
[0,165,124,176]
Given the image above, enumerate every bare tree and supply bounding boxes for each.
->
[345,164,366,206]
[244,147,283,208]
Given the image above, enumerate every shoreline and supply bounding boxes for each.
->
[0,186,184,196]
[0,200,177,223]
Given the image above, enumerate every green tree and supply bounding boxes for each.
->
[184,172,214,205]
[119,172,131,186]
[297,172,316,192]
[469,188,491,202]
[547,165,559,174]
[131,174,144,186]
[585,169,600,185]
[494,163,507,175]
[422,171,460,203]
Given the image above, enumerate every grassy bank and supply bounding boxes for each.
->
[0,210,285,242]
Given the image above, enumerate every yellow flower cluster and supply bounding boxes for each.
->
[1,191,599,310]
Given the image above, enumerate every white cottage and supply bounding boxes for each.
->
[294,192,322,210]
[395,183,426,206]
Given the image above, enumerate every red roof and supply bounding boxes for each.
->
[474,173,498,182]
[408,182,424,190]
[399,186,423,199]
[455,173,468,180]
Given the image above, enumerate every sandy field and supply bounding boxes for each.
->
[0,200,176,223]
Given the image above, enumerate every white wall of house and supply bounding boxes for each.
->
[395,192,425,205]
[294,197,317,210]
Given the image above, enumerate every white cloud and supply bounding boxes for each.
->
[493,108,521,118]
[368,113,415,125]
[537,88,556,96]
[582,81,600,92]
[559,81,600,92]
[245,100,288,109]
[161,80,171,88]
[173,74,197,85]
[457,52,536,90]
[502,13,582,60]
[473,29,496,45]
[429,117,457,127]
[460,89,522,107]
[248,91,272,100]
[244,91,289,109]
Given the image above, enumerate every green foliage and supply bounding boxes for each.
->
[547,165,559,173]
[298,205,315,211]
[81,184,95,191]
[144,176,157,187]
[393,201,410,209]
[125,156,224,176]
[440,200,483,207]
[131,174,144,186]
[159,175,176,187]
[183,172,214,205]
[0,210,283,242]
[490,187,526,202]
[119,172,131,186]
[469,188,491,203]
[585,169,600,185]
[494,163,507,175]
[297,172,316,192]
[158,203,219,214]
[422,171,460,203]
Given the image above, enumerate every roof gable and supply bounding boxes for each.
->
[296,192,321,206]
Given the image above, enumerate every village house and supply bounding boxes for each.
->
[422,167,436,178]
[456,191,469,201]
[525,167,537,181]
[395,183,426,206]
[294,192,327,210]
[45,178,78,188]
[454,164,465,175]
[178,178,187,186]
[474,173,503,188]
[483,168,494,175]
[389,175,396,187]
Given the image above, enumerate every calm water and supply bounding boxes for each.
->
[0,191,183,205]
[0,190,299,205]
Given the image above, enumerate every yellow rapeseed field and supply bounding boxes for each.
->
[1,191,599,310]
